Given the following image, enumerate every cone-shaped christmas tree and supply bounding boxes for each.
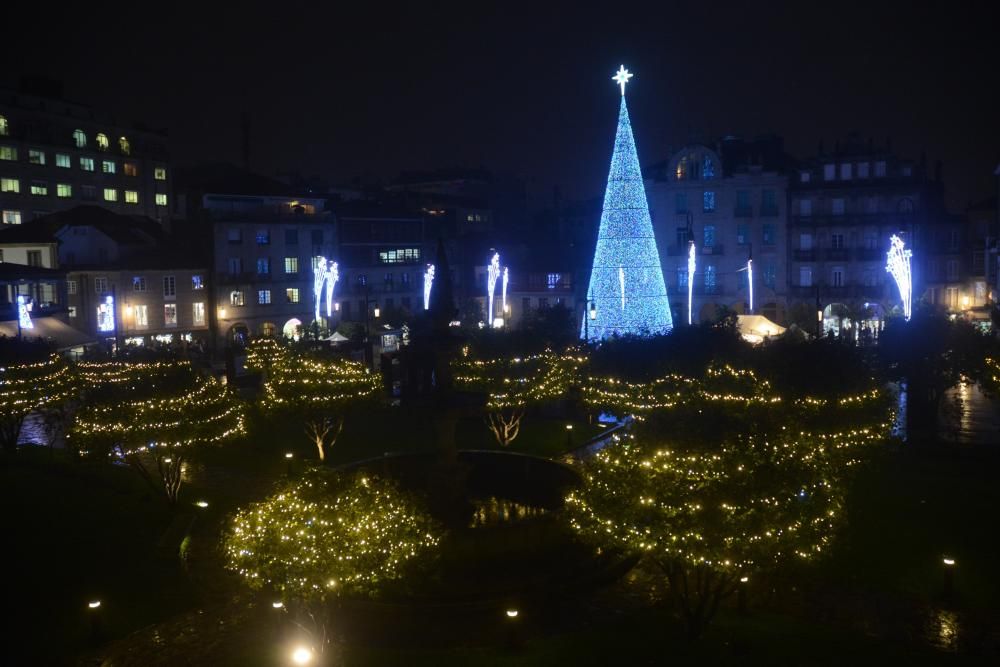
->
[581,67,673,341]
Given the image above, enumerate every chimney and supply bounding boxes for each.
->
[241,112,250,170]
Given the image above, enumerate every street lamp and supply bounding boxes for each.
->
[291,646,313,665]
[584,294,597,342]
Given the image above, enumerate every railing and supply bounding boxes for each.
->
[759,205,779,217]
[701,244,725,256]
[793,249,816,261]
[734,206,753,218]
[823,248,849,261]
[666,245,689,256]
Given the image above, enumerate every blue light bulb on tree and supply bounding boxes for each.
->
[581,65,674,340]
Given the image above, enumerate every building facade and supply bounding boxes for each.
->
[0,81,171,226]
[788,138,946,336]
[646,136,790,324]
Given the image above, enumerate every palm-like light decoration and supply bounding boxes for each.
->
[885,235,912,321]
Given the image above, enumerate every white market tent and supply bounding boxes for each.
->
[737,314,786,344]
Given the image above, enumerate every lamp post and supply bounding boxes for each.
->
[584,294,597,342]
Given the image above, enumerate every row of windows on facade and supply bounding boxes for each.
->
[69,275,203,296]
[0,146,167,179]
[230,288,300,306]
[0,117,137,156]
[674,264,777,290]
[677,223,778,248]
[70,302,207,328]
[794,266,887,288]
[672,189,778,215]
[228,228,422,265]
[795,229,959,252]
[0,180,166,206]
[801,161,906,183]
[795,196,914,217]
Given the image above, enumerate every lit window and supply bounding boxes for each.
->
[284,257,299,274]
[256,230,270,245]
[95,277,108,293]
[258,289,272,305]
[703,225,716,247]
[875,161,887,177]
[134,305,148,328]
[154,167,167,180]
[256,257,270,275]
[0,116,7,135]
[191,275,204,290]
[831,198,845,215]
[123,162,138,177]
[547,273,561,289]
[192,302,206,326]
[29,150,45,165]
[164,303,177,326]
[73,129,86,148]
[56,153,71,168]
[840,163,852,180]
[102,160,116,174]
[80,157,95,172]
[119,137,131,155]
[1,178,20,193]
[704,265,716,288]
[230,290,245,306]
[857,162,870,178]
[2,210,22,225]
[30,181,48,196]
[0,146,16,160]
[703,191,716,212]
[163,275,176,297]
[133,276,147,291]
[103,188,117,202]
[57,184,72,198]
[68,306,77,318]
[125,190,139,204]
[823,164,835,180]
[799,266,812,287]
[702,157,715,179]
[676,266,687,287]
[286,288,300,303]
[155,193,167,207]
[96,133,110,151]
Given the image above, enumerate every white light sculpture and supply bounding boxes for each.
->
[17,295,33,330]
[325,261,338,318]
[747,258,754,314]
[423,264,435,310]
[487,252,500,324]
[886,234,912,321]
[687,241,696,325]
[97,295,115,332]
[312,257,339,320]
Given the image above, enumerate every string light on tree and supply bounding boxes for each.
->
[885,234,912,321]
[581,65,673,340]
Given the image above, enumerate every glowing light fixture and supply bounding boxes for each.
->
[886,234,912,321]
[506,609,519,618]
[747,258,754,314]
[487,252,501,325]
[612,64,633,95]
[17,295,33,330]
[687,241,696,325]
[88,600,101,609]
[291,646,313,665]
[943,557,955,566]
[272,601,284,609]
[312,257,339,320]
[97,295,115,332]
[373,304,380,319]
[423,264,435,310]
[502,266,509,319]
[194,500,209,508]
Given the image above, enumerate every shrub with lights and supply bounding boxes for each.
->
[223,470,441,650]
[0,354,75,453]
[70,361,245,505]
[568,363,893,638]
[262,355,381,462]
[453,351,582,446]
[244,337,288,377]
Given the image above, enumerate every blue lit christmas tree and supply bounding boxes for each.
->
[581,66,673,341]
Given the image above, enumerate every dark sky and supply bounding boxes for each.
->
[8,2,998,211]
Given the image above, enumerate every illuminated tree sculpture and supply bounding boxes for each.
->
[244,337,288,378]
[581,66,673,340]
[454,352,580,446]
[0,354,74,453]
[886,234,913,321]
[71,363,245,505]
[262,356,381,462]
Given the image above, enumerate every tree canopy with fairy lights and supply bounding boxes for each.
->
[262,355,381,462]
[453,351,582,446]
[70,361,245,505]
[244,336,288,378]
[568,364,892,638]
[0,352,75,453]
[223,470,441,601]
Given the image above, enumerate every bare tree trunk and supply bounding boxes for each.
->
[485,407,524,446]
[659,559,740,640]
[305,415,344,462]
[123,448,184,506]
[0,415,25,454]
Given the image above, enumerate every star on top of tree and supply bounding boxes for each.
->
[612,65,633,96]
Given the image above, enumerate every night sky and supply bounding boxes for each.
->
[7,2,998,210]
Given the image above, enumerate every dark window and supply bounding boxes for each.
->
[285,229,298,245]
[311,229,323,245]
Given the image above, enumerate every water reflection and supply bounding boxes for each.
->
[940,380,1000,445]
[929,609,960,652]
[469,497,546,527]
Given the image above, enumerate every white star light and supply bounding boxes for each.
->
[612,65,633,96]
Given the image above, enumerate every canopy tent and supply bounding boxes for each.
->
[324,331,350,343]
[737,314,786,344]
[0,316,98,351]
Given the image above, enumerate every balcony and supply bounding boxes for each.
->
[759,205,779,217]
[823,248,849,262]
[855,248,882,261]
[694,284,724,296]
[734,206,753,218]
[666,244,689,256]
[701,244,724,256]
[794,249,816,261]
